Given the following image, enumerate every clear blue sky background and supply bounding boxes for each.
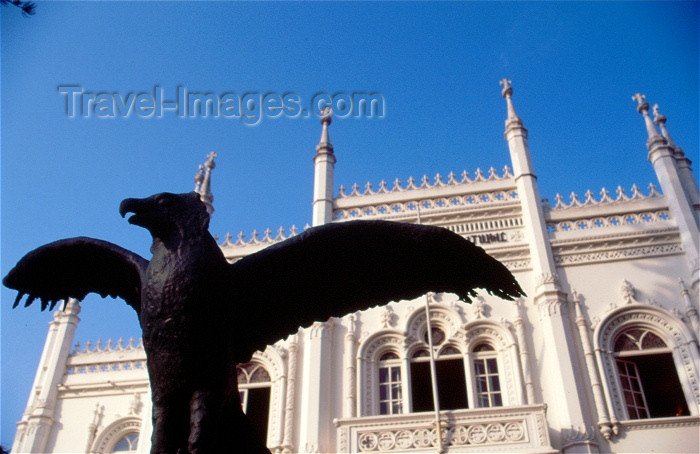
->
[1,0,697,445]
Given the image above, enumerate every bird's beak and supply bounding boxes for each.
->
[119,197,149,227]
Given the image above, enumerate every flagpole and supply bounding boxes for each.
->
[424,293,444,453]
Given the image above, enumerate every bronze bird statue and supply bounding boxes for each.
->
[4,191,524,454]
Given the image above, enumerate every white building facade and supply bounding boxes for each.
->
[11,83,700,453]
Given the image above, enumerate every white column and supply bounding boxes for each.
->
[298,320,334,453]
[343,315,357,418]
[501,80,597,453]
[513,299,535,404]
[312,110,336,226]
[573,292,614,440]
[13,299,81,454]
[282,335,298,454]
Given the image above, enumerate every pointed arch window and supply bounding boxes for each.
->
[237,363,272,445]
[613,328,689,419]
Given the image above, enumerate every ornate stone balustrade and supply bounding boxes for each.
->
[219,225,303,248]
[333,166,518,222]
[65,338,146,375]
[549,183,661,211]
[334,189,519,222]
[545,183,672,237]
[337,167,514,199]
[334,404,554,453]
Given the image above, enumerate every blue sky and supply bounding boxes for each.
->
[1,0,697,445]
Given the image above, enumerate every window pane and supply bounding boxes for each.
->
[440,346,460,356]
[436,358,468,410]
[493,394,503,407]
[379,384,388,401]
[473,343,494,352]
[640,332,666,349]
[486,358,498,374]
[489,375,501,392]
[474,360,485,375]
[245,387,270,446]
[391,366,401,382]
[250,366,271,383]
[413,349,430,358]
[379,367,388,383]
[113,433,139,452]
[380,351,399,361]
[392,384,401,400]
[633,353,689,418]
[476,376,487,392]
[410,361,433,412]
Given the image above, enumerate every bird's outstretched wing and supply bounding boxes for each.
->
[3,237,148,313]
[227,220,524,361]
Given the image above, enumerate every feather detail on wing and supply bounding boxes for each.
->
[227,220,524,361]
[3,237,148,313]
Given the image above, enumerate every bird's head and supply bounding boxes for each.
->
[119,192,210,242]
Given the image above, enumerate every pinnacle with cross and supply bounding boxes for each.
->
[321,106,332,122]
[632,93,648,112]
[205,151,217,169]
[500,78,514,99]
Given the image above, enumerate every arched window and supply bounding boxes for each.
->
[237,363,272,445]
[613,328,689,419]
[111,432,139,453]
[378,351,402,415]
[409,326,468,412]
[472,343,502,408]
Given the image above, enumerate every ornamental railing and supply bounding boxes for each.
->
[334,404,554,453]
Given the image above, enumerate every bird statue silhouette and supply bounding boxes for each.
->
[4,191,524,454]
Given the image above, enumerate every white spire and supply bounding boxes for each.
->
[312,107,336,226]
[195,152,216,217]
[500,78,521,125]
[317,106,334,153]
[632,93,661,142]
[635,94,699,264]
[653,103,679,150]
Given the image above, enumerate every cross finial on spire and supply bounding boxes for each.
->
[500,78,520,122]
[652,104,665,124]
[316,107,334,154]
[632,93,648,113]
[652,103,681,151]
[632,93,661,141]
[205,151,217,169]
[194,164,205,192]
[500,78,512,96]
[321,106,332,123]
[195,152,216,217]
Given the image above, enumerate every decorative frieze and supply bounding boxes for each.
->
[552,229,683,267]
[547,209,671,233]
[334,404,552,453]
